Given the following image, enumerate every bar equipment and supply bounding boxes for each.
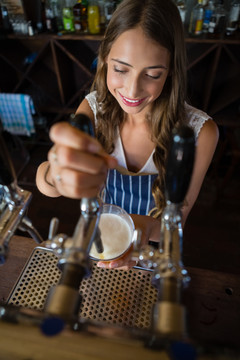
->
[1,114,196,352]
[135,125,195,339]
[44,117,195,337]
[152,125,195,338]
[44,114,107,320]
[0,131,43,264]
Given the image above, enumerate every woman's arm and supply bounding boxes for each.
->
[36,99,117,198]
[182,118,219,226]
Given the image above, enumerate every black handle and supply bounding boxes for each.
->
[69,113,103,254]
[165,126,195,204]
[0,132,16,186]
[69,113,94,137]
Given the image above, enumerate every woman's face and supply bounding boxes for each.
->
[106,26,170,117]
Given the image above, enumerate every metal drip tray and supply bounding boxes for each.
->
[7,247,157,330]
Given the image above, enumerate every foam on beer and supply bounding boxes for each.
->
[90,213,132,260]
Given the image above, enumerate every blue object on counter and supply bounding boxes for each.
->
[41,317,65,337]
[170,341,197,360]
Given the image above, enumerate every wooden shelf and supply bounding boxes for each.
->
[0,33,240,125]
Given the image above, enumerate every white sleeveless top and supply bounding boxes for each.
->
[86,91,211,175]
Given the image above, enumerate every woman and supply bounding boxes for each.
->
[36,0,219,268]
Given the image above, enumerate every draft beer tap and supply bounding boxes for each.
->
[0,131,43,264]
[44,114,104,320]
[152,125,195,338]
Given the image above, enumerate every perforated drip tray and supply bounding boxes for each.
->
[7,247,157,330]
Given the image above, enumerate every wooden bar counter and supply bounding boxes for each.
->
[0,235,240,359]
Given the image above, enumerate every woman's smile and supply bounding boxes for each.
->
[119,92,147,107]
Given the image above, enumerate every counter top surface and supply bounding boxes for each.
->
[0,235,240,358]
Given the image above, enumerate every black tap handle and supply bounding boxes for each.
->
[0,132,16,186]
[69,113,104,254]
[165,126,195,204]
[69,113,94,137]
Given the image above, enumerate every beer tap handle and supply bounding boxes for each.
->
[69,113,95,137]
[69,113,103,254]
[150,126,195,338]
[165,126,195,205]
[156,126,195,273]
[45,113,102,318]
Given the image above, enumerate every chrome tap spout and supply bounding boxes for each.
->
[151,126,195,338]
[0,131,44,264]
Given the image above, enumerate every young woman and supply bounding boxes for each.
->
[36,0,219,268]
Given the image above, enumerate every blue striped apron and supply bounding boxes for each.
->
[101,168,158,215]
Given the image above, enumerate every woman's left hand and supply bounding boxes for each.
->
[97,256,138,270]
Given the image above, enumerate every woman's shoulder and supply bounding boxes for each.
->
[85,91,98,117]
[184,103,212,139]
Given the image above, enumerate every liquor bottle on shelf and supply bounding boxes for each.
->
[45,0,61,33]
[104,0,116,25]
[40,0,47,32]
[176,0,187,24]
[73,0,88,33]
[81,0,88,32]
[225,0,240,36]
[73,0,82,32]
[62,0,75,32]
[0,1,12,35]
[202,0,215,33]
[98,0,106,33]
[188,0,204,36]
[208,0,226,38]
[54,0,64,32]
[87,0,100,34]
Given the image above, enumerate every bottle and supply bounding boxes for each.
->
[87,0,100,34]
[225,0,240,36]
[40,0,47,32]
[73,0,82,32]
[176,0,187,24]
[104,0,116,25]
[98,0,106,33]
[208,0,226,38]
[62,0,75,32]
[73,0,88,33]
[202,0,215,33]
[34,0,46,33]
[0,2,12,34]
[80,0,88,33]
[189,0,204,36]
[45,0,58,32]
[53,0,63,32]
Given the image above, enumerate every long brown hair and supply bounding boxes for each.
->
[92,0,187,218]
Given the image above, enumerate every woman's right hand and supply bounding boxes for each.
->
[36,121,117,199]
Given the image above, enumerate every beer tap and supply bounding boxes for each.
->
[0,131,43,264]
[44,114,104,320]
[151,125,195,338]
[131,126,195,338]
